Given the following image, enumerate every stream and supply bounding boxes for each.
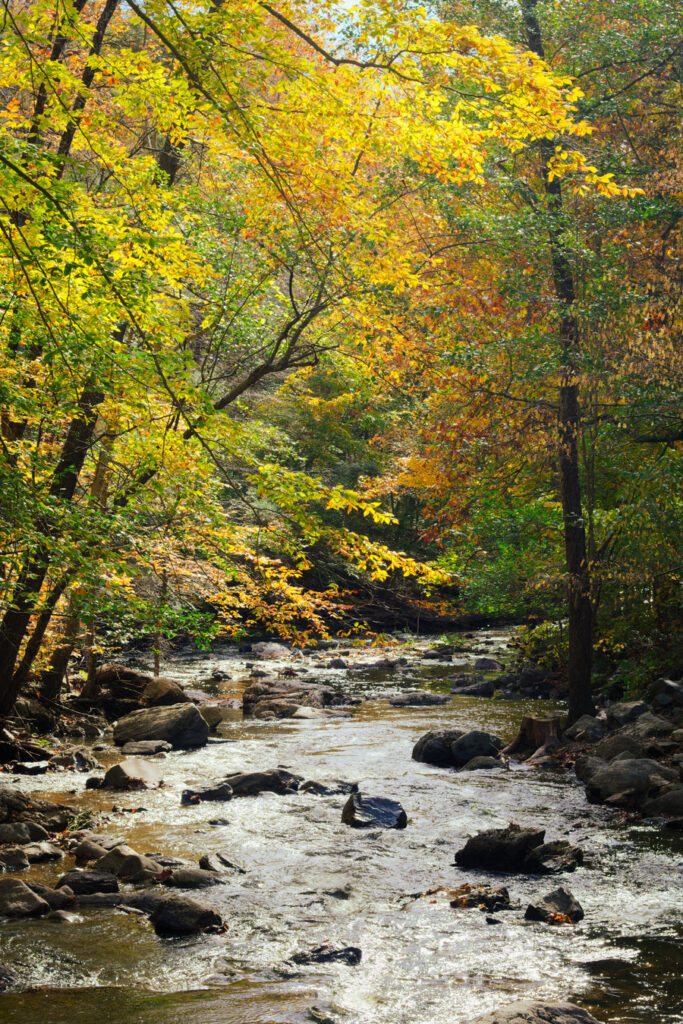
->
[1,630,682,1024]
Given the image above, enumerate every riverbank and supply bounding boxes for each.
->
[1,631,682,1024]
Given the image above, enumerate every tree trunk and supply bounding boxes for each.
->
[521,0,594,724]
[0,384,105,719]
[502,715,563,757]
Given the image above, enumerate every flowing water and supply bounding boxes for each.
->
[1,630,682,1024]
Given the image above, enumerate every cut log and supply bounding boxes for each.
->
[502,716,563,757]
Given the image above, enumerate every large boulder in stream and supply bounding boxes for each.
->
[454,824,582,875]
[412,729,503,769]
[467,1002,600,1024]
[141,677,191,707]
[148,892,223,937]
[525,886,584,924]
[341,792,407,829]
[0,878,50,917]
[585,758,677,807]
[113,703,209,750]
[102,758,164,790]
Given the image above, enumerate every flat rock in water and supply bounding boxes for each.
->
[56,870,119,895]
[449,883,510,911]
[251,642,291,660]
[121,740,172,755]
[103,758,164,790]
[162,868,221,889]
[291,945,362,966]
[451,680,493,697]
[341,792,407,829]
[473,657,504,671]
[460,756,502,772]
[113,703,209,750]
[149,892,223,936]
[182,783,233,805]
[299,779,358,796]
[467,1001,601,1024]
[525,886,584,924]
[389,691,451,707]
[22,841,64,863]
[0,878,50,917]
[223,769,301,797]
[198,852,246,874]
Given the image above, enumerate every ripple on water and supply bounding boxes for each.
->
[2,631,682,1024]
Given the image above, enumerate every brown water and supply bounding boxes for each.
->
[1,631,682,1024]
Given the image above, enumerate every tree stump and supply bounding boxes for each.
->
[502,716,563,757]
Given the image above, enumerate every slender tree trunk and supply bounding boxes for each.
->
[521,0,594,723]
[0,384,105,719]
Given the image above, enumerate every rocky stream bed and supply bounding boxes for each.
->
[0,630,682,1024]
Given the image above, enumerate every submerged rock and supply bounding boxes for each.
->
[389,692,451,707]
[341,792,407,829]
[449,883,510,911]
[460,756,502,772]
[525,886,584,924]
[182,783,234,805]
[291,945,362,966]
[113,703,209,750]
[467,1001,600,1024]
[0,961,19,991]
[198,852,246,874]
[121,740,172,756]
